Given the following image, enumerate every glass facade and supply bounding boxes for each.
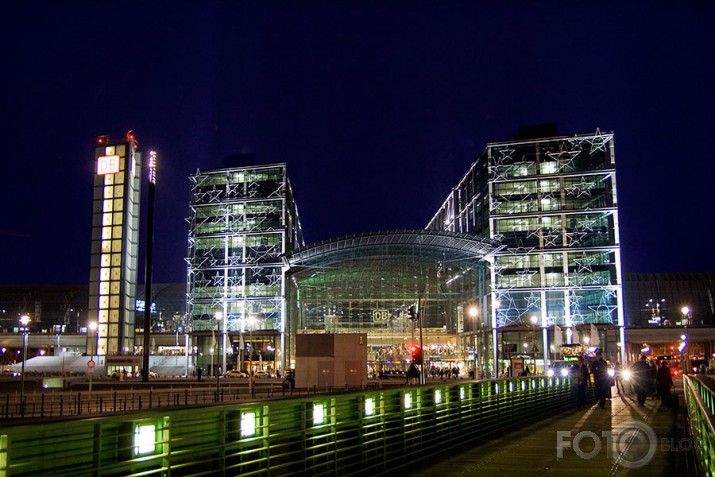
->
[88,134,142,356]
[427,130,625,369]
[187,164,303,374]
[286,231,496,374]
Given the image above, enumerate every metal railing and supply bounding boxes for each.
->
[0,376,579,476]
[685,375,715,476]
[0,381,380,420]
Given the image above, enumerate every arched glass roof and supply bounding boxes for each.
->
[286,229,502,267]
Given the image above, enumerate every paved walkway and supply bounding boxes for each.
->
[414,382,694,477]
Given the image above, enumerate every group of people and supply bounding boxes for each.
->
[570,351,674,409]
[630,354,674,406]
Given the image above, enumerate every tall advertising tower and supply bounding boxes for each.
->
[88,132,142,356]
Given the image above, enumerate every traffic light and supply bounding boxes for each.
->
[410,345,423,365]
[408,306,417,320]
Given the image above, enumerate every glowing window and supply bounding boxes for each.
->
[365,397,375,417]
[404,393,412,409]
[241,411,256,437]
[313,403,325,425]
[133,424,156,455]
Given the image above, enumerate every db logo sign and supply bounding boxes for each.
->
[372,309,390,323]
[97,155,120,175]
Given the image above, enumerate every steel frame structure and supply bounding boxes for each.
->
[427,130,626,368]
[186,163,303,375]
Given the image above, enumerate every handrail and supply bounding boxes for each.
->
[684,375,715,476]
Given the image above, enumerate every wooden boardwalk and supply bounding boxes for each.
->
[413,381,694,477]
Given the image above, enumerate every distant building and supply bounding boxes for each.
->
[186,163,303,375]
[427,128,625,367]
[623,272,715,326]
[88,133,142,356]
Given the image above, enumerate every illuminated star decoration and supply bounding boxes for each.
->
[582,128,612,154]
[543,231,562,248]
[524,292,541,310]
[574,253,597,273]
[565,231,586,247]
[495,147,515,166]
[588,295,618,323]
[545,149,580,172]
[516,268,538,286]
[575,216,599,233]
[565,176,598,197]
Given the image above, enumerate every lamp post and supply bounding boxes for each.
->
[88,321,99,392]
[529,315,538,374]
[492,301,500,378]
[682,306,691,374]
[19,315,30,417]
[469,306,478,376]
[247,316,255,374]
[214,313,222,398]
[214,312,224,376]
[246,315,256,396]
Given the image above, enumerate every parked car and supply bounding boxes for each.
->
[253,370,272,378]
[225,369,249,378]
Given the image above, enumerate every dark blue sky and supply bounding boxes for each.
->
[2,2,714,284]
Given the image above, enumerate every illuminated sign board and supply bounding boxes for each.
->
[97,155,120,175]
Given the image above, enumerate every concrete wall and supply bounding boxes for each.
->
[295,333,367,389]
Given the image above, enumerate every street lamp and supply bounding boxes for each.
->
[247,315,256,374]
[215,312,224,376]
[88,321,99,392]
[529,315,538,374]
[682,306,691,374]
[19,315,30,417]
[468,306,479,376]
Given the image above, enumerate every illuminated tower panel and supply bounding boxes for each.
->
[88,135,142,356]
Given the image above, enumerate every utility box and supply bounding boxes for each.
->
[295,333,368,389]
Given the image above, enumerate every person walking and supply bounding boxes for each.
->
[632,354,651,406]
[573,356,590,409]
[656,360,674,404]
[590,351,610,409]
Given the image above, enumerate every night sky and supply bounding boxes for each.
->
[2,2,714,285]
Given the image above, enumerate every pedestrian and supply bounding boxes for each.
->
[573,356,590,409]
[656,360,674,404]
[590,351,610,409]
[614,362,622,394]
[632,354,650,406]
[197,366,203,382]
[648,360,658,399]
